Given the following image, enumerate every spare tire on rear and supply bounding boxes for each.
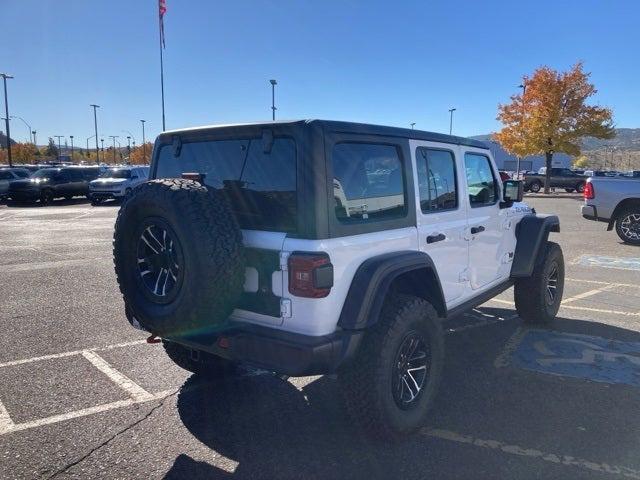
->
[113,178,245,337]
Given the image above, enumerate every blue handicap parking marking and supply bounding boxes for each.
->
[512,329,640,387]
[575,254,640,271]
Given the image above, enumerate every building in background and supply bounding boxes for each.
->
[471,136,573,172]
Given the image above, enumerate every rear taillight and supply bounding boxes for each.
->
[288,253,333,298]
[584,182,594,200]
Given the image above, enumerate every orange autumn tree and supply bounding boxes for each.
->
[495,63,614,193]
[128,142,153,165]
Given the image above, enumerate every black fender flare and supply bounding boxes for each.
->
[337,251,446,330]
[511,214,560,278]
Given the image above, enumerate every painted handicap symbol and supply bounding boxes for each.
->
[533,338,640,367]
[510,330,640,387]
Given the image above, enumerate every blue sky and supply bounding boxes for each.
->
[1,0,638,145]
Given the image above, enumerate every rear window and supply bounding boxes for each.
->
[332,143,406,223]
[155,137,297,232]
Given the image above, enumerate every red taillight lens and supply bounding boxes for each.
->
[288,253,333,298]
[584,182,594,200]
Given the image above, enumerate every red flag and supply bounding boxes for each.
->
[159,0,167,49]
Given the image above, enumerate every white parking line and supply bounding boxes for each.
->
[0,398,15,435]
[567,278,640,290]
[0,340,146,369]
[563,288,609,305]
[81,350,154,402]
[1,389,174,435]
[487,298,640,318]
[423,428,640,479]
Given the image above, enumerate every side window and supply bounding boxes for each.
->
[464,153,498,207]
[332,143,406,222]
[0,171,13,180]
[416,148,457,213]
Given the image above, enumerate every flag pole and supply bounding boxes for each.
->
[158,3,166,131]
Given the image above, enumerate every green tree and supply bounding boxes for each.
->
[45,138,58,158]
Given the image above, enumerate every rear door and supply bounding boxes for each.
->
[411,141,468,303]
[153,131,299,327]
[463,150,503,289]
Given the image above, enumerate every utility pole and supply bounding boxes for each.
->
[140,120,147,163]
[70,135,74,162]
[1,73,14,167]
[270,79,277,121]
[109,135,119,164]
[448,107,456,135]
[515,83,527,178]
[54,135,64,160]
[90,104,100,164]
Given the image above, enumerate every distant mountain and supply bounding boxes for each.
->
[470,128,640,151]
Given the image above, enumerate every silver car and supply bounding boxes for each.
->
[88,166,149,205]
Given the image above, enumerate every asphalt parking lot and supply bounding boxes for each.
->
[1,195,640,480]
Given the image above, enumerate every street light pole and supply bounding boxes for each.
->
[10,115,32,143]
[270,79,277,121]
[90,104,100,164]
[515,83,528,178]
[109,135,119,164]
[1,73,14,167]
[70,135,74,162]
[410,122,416,130]
[54,135,64,160]
[126,136,131,163]
[448,108,456,135]
[101,138,104,160]
[140,120,146,163]
[32,130,37,146]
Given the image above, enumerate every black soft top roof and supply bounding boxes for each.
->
[161,119,488,150]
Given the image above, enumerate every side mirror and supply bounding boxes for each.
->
[501,180,523,207]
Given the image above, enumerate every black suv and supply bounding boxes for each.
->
[8,167,100,204]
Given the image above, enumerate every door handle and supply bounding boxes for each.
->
[470,226,485,235]
[426,233,446,244]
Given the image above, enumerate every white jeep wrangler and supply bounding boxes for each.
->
[113,120,564,437]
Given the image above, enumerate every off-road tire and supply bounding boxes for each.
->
[615,207,640,245]
[514,241,564,324]
[91,198,101,206]
[163,340,237,378]
[338,294,444,439]
[113,178,245,337]
[529,181,542,193]
[575,182,585,193]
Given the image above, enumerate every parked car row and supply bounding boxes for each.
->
[0,165,149,206]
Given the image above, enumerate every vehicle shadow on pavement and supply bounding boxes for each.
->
[164,308,640,479]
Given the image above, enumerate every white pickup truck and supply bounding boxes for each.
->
[582,176,640,245]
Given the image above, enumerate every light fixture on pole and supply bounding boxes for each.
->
[10,115,32,143]
[270,79,277,121]
[448,108,456,135]
[410,122,416,130]
[70,135,74,161]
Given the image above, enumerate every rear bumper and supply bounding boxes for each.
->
[581,204,608,223]
[162,322,363,377]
